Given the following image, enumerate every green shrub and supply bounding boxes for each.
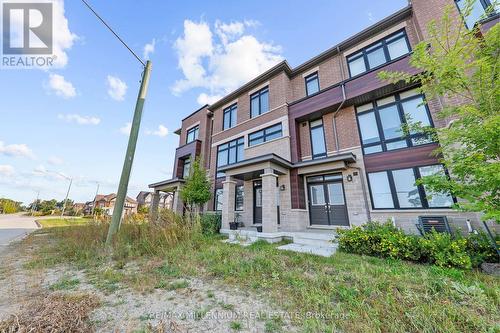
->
[464,231,499,266]
[337,222,422,261]
[200,213,221,235]
[420,231,472,269]
[337,221,497,270]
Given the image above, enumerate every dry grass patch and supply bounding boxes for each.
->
[0,293,100,332]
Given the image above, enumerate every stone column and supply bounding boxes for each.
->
[222,176,237,230]
[149,190,160,223]
[261,168,279,233]
[172,187,184,214]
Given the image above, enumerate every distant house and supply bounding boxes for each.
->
[136,191,173,210]
[72,203,86,215]
[85,193,138,216]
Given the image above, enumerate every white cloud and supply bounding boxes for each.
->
[0,165,15,177]
[47,73,76,98]
[367,12,375,22]
[0,141,35,159]
[120,122,132,135]
[146,125,169,137]
[171,19,283,105]
[197,93,222,105]
[58,113,100,125]
[107,75,127,101]
[143,38,156,60]
[48,156,64,165]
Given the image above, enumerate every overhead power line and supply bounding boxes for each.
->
[80,0,146,66]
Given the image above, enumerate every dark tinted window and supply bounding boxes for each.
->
[250,87,269,118]
[305,72,320,96]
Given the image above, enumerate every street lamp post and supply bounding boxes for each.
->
[60,177,73,218]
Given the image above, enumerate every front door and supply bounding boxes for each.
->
[253,181,262,225]
[307,174,349,226]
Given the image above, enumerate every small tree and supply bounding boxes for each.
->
[379,2,499,222]
[179,158,211,220]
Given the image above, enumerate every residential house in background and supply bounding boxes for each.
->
[136,191,173,210]
[86,193,138,216]
[149,0,499,240]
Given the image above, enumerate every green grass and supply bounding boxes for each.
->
[37,217,93,228]
[230,321,242,331]
[23,222,500,333]
[49,276,80,290]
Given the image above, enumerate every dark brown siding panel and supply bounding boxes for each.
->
[290,169,306,209]
[364,143,440,173]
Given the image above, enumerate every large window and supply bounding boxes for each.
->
[250,87,269,118]
[347,30,410,77]
[305,72,320,96]
[235,185,244,211]
[367,165,454,209]
[309,119,327,159]
[248,123,283,146]
[223,104,237,130]
[455,0,498,29]
[216,137,244,178]
[356,89,434,155]
[214,188,223,211]
[186,125,199,143]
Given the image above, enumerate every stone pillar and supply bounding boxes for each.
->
[172,188,184,214]
[149,190,160,223]
[222,176,237,230]
[262,168,279,233]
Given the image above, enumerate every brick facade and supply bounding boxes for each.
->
[150,0,497,235]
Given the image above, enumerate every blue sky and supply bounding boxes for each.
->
[0,0,407,204]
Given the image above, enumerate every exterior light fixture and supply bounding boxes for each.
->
[346,175,353,182]
[280,184,286,191]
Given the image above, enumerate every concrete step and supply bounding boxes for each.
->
[291,232,337,247]
[277,243,337,257]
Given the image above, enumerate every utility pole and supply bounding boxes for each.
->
[106,60,152,245]
[91,182,100,217]
[60,177,73,218]
[31,190,40,216]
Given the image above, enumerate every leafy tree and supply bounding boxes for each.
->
[379,2,499,222]
[179,158,211,219]
[38,199,58,215]
[0,198,22,214]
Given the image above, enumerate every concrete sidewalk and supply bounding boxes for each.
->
[0,213,39,253]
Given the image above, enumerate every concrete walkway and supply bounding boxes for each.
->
[0,213,39,253]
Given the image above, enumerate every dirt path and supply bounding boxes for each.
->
[0,235,295,332]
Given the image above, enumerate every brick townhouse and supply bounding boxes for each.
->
[148,0,499,240]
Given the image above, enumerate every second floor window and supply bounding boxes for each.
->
[223,104,237,130]
[216,137,244,177]
[250,87,269,118]
[248,123,283,146]
[186,126,199,143]
[455,0,498,29]
[182,157,191,178]
[305,72,320,96]
[356,89,434,155]
[347,30,410,77]
[310,119,327,159]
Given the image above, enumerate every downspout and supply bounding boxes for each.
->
[333,46,347,152]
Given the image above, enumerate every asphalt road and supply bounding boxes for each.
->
[0,213,39,253]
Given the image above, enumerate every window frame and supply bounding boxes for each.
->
[235,185,244,211]
[346,29,411,78]
[366,164,456,210]
[248,123,283,146]
[309,119,328,159]
[305,72,320,96]
[250,86,270,118]
[216,137,244,178]
[181,157,191,179]
[186,125,199,144]
[214,188,223,211]
[355,90,435,155]
[454,0,498,29]
[223,103,237,130]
